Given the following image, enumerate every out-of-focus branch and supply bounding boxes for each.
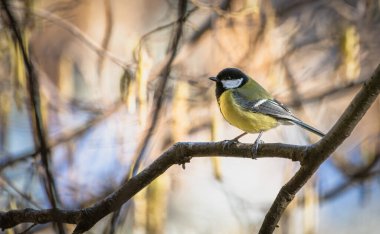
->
[0,175,42,209]
[1,0,61,212]
[189,0,231,44]
[286,77,368,108]
[321,169,380,202]
[0,101,123,172]
[137,7,198,47]
[97,0,113,75]
[0,141,306,233]
[321,151,380,202]
[0,151,38,172]
[12,5,131,70]
[1,2,64,232]
[131,0,188,177]
[259,64,380,234]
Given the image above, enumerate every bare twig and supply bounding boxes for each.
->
[0,175,42,209]
[0,101,123,172]
[321,152,380,202]
[286,77,368,108]
[97,0,113,75]
[11,5,132,70]
[189,0,231,44]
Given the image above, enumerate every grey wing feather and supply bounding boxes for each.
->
[232,91,298,122]
[232,91,325,137]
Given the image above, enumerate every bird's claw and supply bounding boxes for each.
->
[222,139,239,150]
[251,139,264,159]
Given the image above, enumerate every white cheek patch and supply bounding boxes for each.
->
[221,78,244,89]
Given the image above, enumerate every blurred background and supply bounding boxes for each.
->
[0,0,380,233]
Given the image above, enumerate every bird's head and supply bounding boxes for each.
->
[209,68,249,90]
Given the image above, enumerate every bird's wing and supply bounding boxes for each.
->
[232,91,299,122]
[232,90,325,137]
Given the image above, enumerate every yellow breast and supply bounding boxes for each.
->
[218,90,278,133]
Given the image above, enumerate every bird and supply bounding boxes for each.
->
[209,67,325,156]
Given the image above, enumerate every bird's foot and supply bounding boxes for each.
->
[222,139,240,150]
[251,139,264,159]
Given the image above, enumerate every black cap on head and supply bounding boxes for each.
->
[216,68,248,80]
[211,68,249,99]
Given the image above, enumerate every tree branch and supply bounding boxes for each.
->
[258,64,380,234]
[0,141,305,233]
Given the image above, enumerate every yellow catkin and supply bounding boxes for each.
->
[12,37,26,109]
[134,187,147,233]
[58,56,73,100]
[5,198,17,234]
[211,98,223,181]
[172,80,189,140]
[142,80,190,234]
[303,180,318,234]
[281,162,298,234]
[146,172,170,234]
[263,0,277,31]
[136,48,151,126]
[126,79,136,113]
[341,25,361,81]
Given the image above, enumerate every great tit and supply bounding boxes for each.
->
[209,68,324,155]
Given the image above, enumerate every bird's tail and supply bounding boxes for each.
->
[291,119,325,137]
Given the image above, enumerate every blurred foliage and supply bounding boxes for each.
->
[1,0,380,233]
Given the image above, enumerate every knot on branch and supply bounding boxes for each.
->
[173,142,192,169]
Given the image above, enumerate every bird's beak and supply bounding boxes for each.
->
[209,77,217,82]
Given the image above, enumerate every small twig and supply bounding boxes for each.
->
[189,0,231,44]
[0,101,123,172]
[320,153,380,202]
[0,175,42,209]
[18,223,38,234]
[97,0,114,75]
[286,77,367,108]
[11,4,132,70]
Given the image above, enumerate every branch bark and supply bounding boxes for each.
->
[258,64,380,233]
[0,141,304,233]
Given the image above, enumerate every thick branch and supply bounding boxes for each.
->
[0,141,304,233]
[259,64,380,234]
